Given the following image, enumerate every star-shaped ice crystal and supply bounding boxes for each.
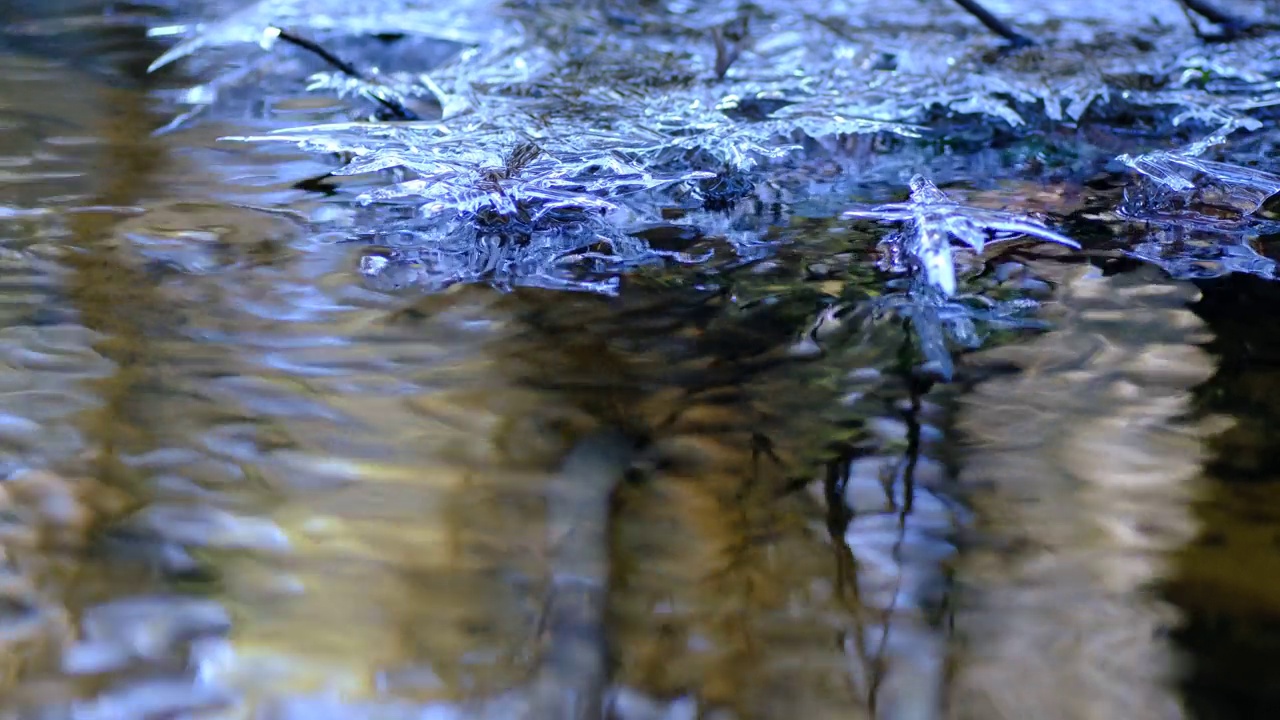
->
[843,175,1080,295]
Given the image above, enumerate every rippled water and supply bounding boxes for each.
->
[2,2,1280,719]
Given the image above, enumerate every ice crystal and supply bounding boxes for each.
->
[843,175,1079,296]
[1118,119,1280,223]
[145,0,1280,296]
[225,121,715,224]
[355,221,702,294]
[798,274,1049,381]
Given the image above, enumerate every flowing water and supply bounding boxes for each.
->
[2,1,1280,719]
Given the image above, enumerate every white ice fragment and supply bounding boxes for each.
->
[359,255,390,277]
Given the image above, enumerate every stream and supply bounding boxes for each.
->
[2,1,1280,719]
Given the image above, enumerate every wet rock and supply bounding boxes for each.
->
[1012,276,1053,296]
[992,261,1027,283]
[0,511,41,549]
[254,695,446,720]
[148,473,223,501]
[1120,342,1216,386]
[844,454,949,514]
[846,367,882,383]
[376,664,449,695]
[6,469,73,505]
[892,398,948,425]
[33,487,89,530]
[93,526,214,582]
[843,456,896,513]
[865,417,909,444]
[0,572,65,687]
[60,641,136,676]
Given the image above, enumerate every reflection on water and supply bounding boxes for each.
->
[948,259,1221,720]
[2,3,1280,720]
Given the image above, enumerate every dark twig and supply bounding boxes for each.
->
[949,0,1036,47]
[272,27,420,121]
[1175,0,1280,41]
[711,14,751,80]
[1177,0,1253,35]
[273,28,363,77]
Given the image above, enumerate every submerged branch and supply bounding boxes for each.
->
[270,27,421,120]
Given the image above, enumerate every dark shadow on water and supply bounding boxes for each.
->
[1167,272,1280,720]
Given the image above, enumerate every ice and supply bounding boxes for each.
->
[1118,119,1280,221]
[144,0,1280,296]
[146,0,507,72]
[227,124,715,222]
[844,175,1079,296]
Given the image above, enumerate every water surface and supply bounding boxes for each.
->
[0,2,1278,719]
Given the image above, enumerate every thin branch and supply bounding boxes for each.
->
[272,27,420,121]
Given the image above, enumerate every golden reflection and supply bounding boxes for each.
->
[0,53,177,706]
[57,77,177,467]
